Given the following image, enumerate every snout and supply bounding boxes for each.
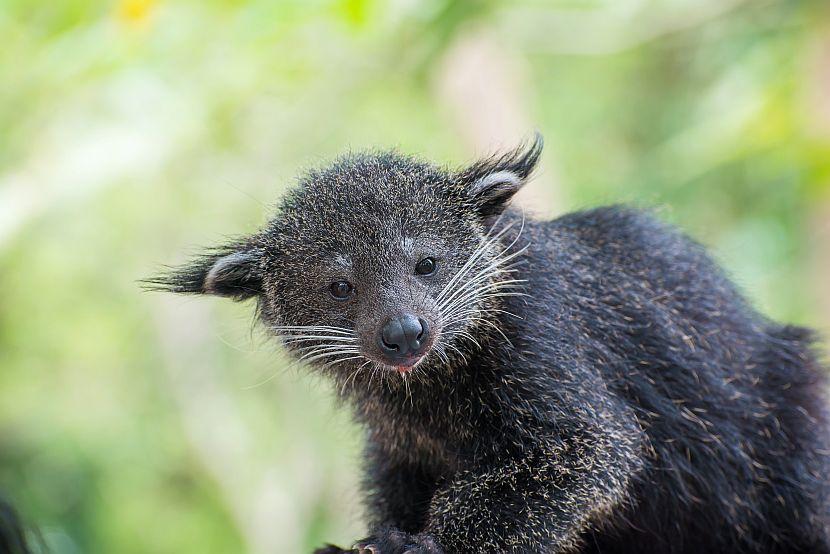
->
[378,313,431,365]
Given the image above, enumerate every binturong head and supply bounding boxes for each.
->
[146,134,542,392]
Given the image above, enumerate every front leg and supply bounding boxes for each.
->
[424,421,643,553]
[353,419,642,554]
[314,442,442,554]
[324,375,643,554]
[363,441,441,533]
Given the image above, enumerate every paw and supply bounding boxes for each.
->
[313,544,356,554]
[353,528,443,554]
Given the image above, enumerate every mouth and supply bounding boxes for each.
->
[393,353,427,373]
[372,336,434,374]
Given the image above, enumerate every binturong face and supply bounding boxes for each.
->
[148,135,541,391]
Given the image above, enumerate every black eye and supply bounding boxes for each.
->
[329,280,354,300]
[415,257,437,276]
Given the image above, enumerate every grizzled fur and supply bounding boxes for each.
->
[149,135,830,553]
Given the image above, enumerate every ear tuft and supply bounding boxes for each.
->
[142,245,263,301]
[460,132,543,217]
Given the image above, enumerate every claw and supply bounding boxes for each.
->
[352,543,379,554]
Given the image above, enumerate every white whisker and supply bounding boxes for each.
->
[270,325,354,335]
[435,244,528,312]
[432,216,529,360]
[279,335,358,344]
[434,221,517,304]
[439,279,528,316]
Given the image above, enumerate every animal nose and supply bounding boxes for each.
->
[379,314,430,358]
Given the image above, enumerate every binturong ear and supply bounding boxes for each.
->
[459,132,543,218]
[143,243,263,301]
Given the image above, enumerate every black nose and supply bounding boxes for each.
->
[379,314,430,359]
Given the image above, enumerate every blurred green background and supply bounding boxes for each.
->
[2,0,829,552]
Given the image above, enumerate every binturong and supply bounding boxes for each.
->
[147,134,830,553]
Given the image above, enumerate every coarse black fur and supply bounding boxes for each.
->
[148,134,830,553]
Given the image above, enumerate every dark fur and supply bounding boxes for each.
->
[0,498,32,554]
[150,135,830,553]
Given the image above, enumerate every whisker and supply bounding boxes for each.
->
[292,343,360,363]
[438,269,524,304]
[301,350,361,365]
[431,216,530,362]
[452,329,481,348]
[242,370,283,390]
[435,221,517,304]
[442,293,528,324]
[443,341,466,359]
[445,316,513,346]
[368,363,381,391]
[296,343,360,355]
[435,245,529,312]
[433,343,450,365]
[402,371,413,407]
[440,281,528,320]
[442,276,527,302]
[340,359,372,396]
[443,306,523,324]
[279,335,358,344]
[269,325,354,336]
